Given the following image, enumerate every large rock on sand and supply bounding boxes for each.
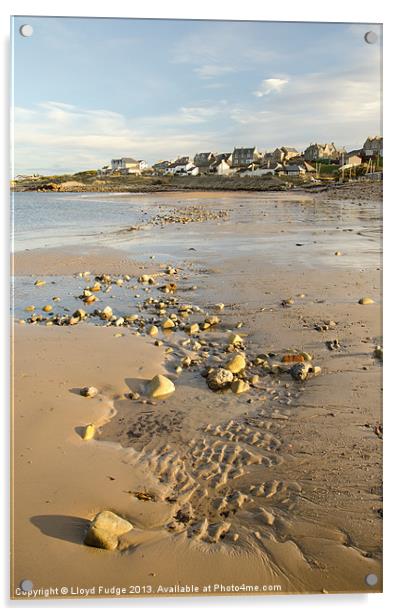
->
[146,374,175,398]
[206,368,234,391]
[84,510,133,550]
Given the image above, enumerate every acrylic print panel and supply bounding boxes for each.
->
[11,15,383,600]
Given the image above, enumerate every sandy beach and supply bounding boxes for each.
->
[11,185,382,598]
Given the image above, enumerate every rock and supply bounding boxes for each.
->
[231,379,250,394]
[282,298,294,307]
[290,362,312,381]
[34,279,46,287]
[281,353,305,363]
[82,424,96,440]
[326,339,340,351]
[312,366,321,376]
[68,316,80,325]
[225,354,246,374]
[125,314,138,322]
[250,375,259,385]
[205,315,220,326]
[228,333,243,346]
[358,297,375,305]
[161,318,175,329]
[24,305,35,312]
[100,306,113,320]
[73,308,86,320]
[147,325,158,337]
[146,374,175,398]
[214,303,225,311]
[334,251,342,256]
[80,386,98,398]
[374,346,383,360]
[89,282,102,292]
[114,317,124,327]
[84,510,133,550]
[83,294,97,304]
[52,296,61,302]
[206,368,234,391]
[138,274,155,284]
[42,305,53,312]
[186,323,199,335]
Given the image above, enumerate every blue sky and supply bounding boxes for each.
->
[12,16,382,174]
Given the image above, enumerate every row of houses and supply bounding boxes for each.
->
[98,136,383,179]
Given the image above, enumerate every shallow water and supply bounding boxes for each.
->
[12,190,382,269]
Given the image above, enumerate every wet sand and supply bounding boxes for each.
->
[11,188,382,598]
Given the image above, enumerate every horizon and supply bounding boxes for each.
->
[12,17,382,175]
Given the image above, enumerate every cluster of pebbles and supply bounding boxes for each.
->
[123,205,229,234]
[18,265,323,411]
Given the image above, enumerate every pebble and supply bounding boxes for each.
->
[206,368,234,391]
[146,374,175,398]
[225,354,246,374]
[231,379,250,394]
[161,318,175,329]
[228,333,243,346]
[34,280,46,287]
[148,325,158,337]
[100,306,113,320]
[24,305,35,312]
[80,386,98,398]
[82,424,96,440]
[358,297,374,305]
[374,346,383,360]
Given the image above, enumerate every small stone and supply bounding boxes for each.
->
[80,386,98,398]
[358,297,374,305]
[250,375,260,385]
[73,308,87,320]
[83,294,97,304]
[231,380,250,394]
[100,306,113,320]
[161,318,175,329]
[52,296,61,302]
[148,325,158,337]
[41,304,52,313]
[206,368,234,391]
[114,317,124,327]
[374,346,383,360]
[290,362,312,381]
[125,314,138,322]
[214,303,225,311]
[334,251,342,256]
[24,305,35,312]
[186,323,199,335]
[281,354,305,363]
[34,279,46,287]
[225,353,246,374]
[82,424,96,440]
[90,282,102,292]
[146,374,175,398]
[228,333,243,346]
[205,315,220,326]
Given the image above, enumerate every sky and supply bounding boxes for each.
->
[11,16,382,174]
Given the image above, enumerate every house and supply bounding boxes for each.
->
[363,136,383,158]
[344,151,363,166]
[111,157,141,174]
[166,157,196,175]
[208,153,234,176]
[194,152,216,172]
[232,147,262,168]
[272,147,299,163]
[152,160,171,175]
[304,143,345,163]
[137,160,149,171]
[277,164,307,176]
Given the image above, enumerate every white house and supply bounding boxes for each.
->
[111,157,142,174]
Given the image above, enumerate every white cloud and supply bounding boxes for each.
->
[254,78,289,97]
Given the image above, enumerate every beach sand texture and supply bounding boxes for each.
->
[11,185,382,597]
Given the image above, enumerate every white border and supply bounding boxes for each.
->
[1,1,397,614]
